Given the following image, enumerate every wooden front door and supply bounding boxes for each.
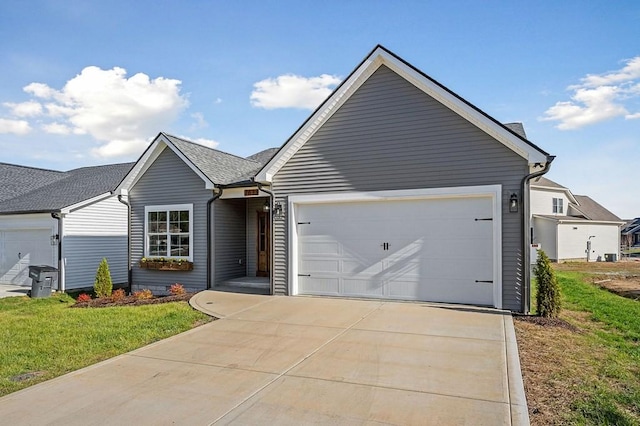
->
[257,211,269,276]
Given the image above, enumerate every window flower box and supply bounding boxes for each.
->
[139,258,193,271]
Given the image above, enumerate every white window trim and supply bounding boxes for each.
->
[287,185,503,309]
[552,198,564,214]
[144,204,193,261]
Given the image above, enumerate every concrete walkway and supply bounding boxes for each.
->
[0,291,529,425]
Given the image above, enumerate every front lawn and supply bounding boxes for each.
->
[0,293,210,397]
[516,268,640,425]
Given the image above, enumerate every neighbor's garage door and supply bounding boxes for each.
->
[0,229,54,286]
[296,197,495,306]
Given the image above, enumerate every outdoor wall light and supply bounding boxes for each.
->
[262,200,270,213]
[509,193,519,213]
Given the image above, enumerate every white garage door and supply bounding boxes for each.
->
[0,229,55,286]
[296,197,496,306]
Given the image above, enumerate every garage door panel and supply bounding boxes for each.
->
[298,277,339,295]
[0,229,55,286]
[343,278,385,296]
[296,195,496,307]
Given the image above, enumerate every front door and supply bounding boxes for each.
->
[257,211,269,276]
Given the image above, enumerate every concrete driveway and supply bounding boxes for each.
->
[0,291,528,425]
[0,284,29,299]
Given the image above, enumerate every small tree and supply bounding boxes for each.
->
[534,250,561,318]
[94,258,113,298]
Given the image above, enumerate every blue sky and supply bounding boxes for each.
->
[1,1,639,218]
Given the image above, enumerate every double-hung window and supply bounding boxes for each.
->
[552,198,564,214]
[144,204,193,260]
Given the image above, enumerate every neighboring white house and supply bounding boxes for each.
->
[531,177,624,262]
[0,162,133,290]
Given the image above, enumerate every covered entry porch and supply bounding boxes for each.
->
[212,189,273,294]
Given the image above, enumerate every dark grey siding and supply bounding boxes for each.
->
[272,65,528,311]
[213,199,246,283]
[130,148,212,293]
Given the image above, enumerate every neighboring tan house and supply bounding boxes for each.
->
[0,162,133,290]
[115,45,554,313]
[531,177,624,262]
[622,218,640,248]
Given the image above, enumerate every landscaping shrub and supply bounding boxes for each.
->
[111,288,126,301]
[169,283,185,296]
[534,250,562,318]
[133,289,153,300]
[94,258,113,298]
[76,293,92,302]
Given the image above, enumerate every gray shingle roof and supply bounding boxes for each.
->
[163,133,263,185]
[572,195,622,222]
[0,163,65,202]
[246,147,280,167]
[0,162,134,214]
[503,122,527,139]
[531,176,567,189]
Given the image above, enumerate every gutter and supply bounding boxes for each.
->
[256,181,275,296]
[117,194,132,291]
[207,187,224,289]
[521,156,555,314]
[50,212,64,292]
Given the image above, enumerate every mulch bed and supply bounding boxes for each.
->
[71,293,194,308]
[513,314,580,332]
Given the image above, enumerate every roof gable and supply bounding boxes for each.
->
[116,133,263,192]
[256,45,551,182]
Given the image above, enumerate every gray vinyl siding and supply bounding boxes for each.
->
[130,148,212,293]
[63,196,128,289]
[272,65,528,311]
[245,198,266,277]
[213,199,246,283]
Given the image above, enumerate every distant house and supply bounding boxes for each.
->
[622,218,640,247]
[530,177,624,261]
[0,162,133,290]
[115,45,554,313]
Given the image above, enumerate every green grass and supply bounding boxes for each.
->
[555,271,640,424]
[0,293,210,397]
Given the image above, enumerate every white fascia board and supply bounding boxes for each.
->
[61,192,112,214]
[531,186,578,205]
[256,47,549,182]
[115,134,215,193]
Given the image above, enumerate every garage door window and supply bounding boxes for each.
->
[144,204,193,260]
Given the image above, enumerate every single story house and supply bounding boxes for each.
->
[531,177,624,262]
[115,45,554,313]
[0,162,133,290]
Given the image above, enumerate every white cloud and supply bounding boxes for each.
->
[3,100,43,117]
[42,122,73,135]
[10,66,188,158]
[190,112,208,129]
[541,56,640,129]
[250,73,341,110]
[0,118,31,134]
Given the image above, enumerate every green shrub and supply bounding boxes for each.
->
[94,258,113,298]
[534,250,561,318]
